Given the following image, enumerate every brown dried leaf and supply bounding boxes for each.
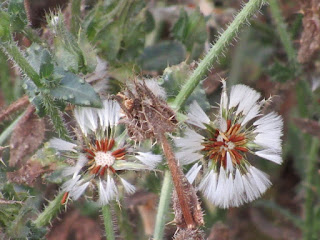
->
[293,118,320,139]
[9,106,45,167]
[7,159,48,186]
[297,0,320,64]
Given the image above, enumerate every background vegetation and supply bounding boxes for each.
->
[0,0,319,239]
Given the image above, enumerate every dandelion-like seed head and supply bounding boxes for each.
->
[49,99,162,205]
[175,80,283,208]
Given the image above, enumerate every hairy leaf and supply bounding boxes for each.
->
[50,67,102,107]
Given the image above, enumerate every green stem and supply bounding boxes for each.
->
[33,192,64,228]
[153,170,172,240]
[71,0,81,35]
[269,0,297,66]
[0,112,24,145]
[0,41,41,87]
[172,0,266,111]
[303,138,319,240]
[102,204,116,240]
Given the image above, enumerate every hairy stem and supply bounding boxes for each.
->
[303,138,319,240]
[269,0,297,66]
[159,133,195,228]
[172,0,266,110]
[153,170,172,240]
[34,192,64,228]
[102,205,116,240]
[71,0,81,35]
[0,41,41,87]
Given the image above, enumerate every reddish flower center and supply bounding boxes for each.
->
[202,120,248,168]
[84,138,126,176]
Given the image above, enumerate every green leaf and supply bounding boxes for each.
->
[172,8,207,58]
[172,9,188,40]
[8,0,27,32]
[138,41,186,71]
[39,50,54,79]
[23,79,46,117]
[96,21,123,61]
[162,62,210,111]
[268,59,295,82]
[0,11,11,41]
[50,67,102,107]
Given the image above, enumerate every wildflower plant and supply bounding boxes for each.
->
[5,0,319,239]
[175,81,283,208]
[50,99,162,205]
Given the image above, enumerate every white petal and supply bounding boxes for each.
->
[98,176,118,205]
[70,182,89,200]
[187,101,210,129]
[175,150,203,165]
[220,79,228,114]
[97,100,121,130]
[174,128,204,150]
[226,152,234,173]
[120,178,136,195]
[241,104,260,125]
[219,117,228,132]
[213,168,228,207]
[135,152,162,168]
[249,166,271,194]
[62,154,88,177]
[61,175,81,192]
[49,138,77,152]
[255,149,282,164]
[198,170,217,202]
[185,163,202,184]
[228,84,261,115]
[254,132,282,152]
[74,107,98,135]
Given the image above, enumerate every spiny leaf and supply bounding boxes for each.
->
[50,67,102,108]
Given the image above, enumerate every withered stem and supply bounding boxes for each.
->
[159,133,195,228]
[0,95,29,123]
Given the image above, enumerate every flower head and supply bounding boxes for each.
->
[50,99,162,205]
[175,81,283,208]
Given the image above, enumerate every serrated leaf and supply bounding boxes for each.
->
[268,59,295,82]
[172,8,207,57]
[138,41,186,71]
[25,44,49,75]
[172,9,188,40]
[50,67,102,107]
[23,79,46,117]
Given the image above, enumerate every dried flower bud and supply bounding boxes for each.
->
[115,79,177,142]
[173,228,205,240]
